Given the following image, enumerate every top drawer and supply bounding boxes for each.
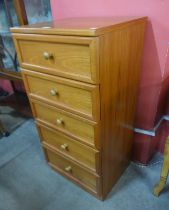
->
[13,34,99,84]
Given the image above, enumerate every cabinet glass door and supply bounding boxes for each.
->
[23,0,52,24]
[0,0,52,73]
[0,0,19,71]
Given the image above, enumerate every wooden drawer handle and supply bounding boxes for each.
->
[60,143,68,151]
[43,52,53,60]
[56,118,64,125]
[65,166,72,173]
[50,89,58,96]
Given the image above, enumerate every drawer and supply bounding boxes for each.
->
[44,148,99,192]
[13,34,99,84]
[38,123,100,172]
[31,100,100,148]
[22,69,100,121]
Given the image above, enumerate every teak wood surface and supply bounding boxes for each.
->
[31,99,100,148]
[11,16,146,36]
[44,147,100,194]
[11,17,147,200]
[21,69,100,121]
[12,34,99,84]
[37,122,99,173]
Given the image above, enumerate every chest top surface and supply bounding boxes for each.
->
[10,16,147,36]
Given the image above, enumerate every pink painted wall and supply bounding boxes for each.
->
[0,79,13,93]
[0,80,25,94]
[50,0,169,163]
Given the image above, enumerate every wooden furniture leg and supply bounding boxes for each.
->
[153,136,169,196]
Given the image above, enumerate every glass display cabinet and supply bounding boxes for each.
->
[24,0,52,24]
[0,0,20,76]
[0,0,52,82]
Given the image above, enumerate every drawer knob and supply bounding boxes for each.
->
[60,143,68,150]
[56,118,64,125]
[65,166,72,172]
[43,52,53,60]
[50,89,58,96]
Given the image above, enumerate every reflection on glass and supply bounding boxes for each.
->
[24,0,52,24]
[0,0,52,72]
[8,0,19,27]
[0,0,18,71]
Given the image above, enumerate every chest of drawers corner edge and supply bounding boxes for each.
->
[11,17,147,200]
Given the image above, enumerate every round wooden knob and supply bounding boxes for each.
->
[56,118,64,125]
[43,52,53,60]
[65,166,72,172]
[60,143,68,150]
[50,89,58,96]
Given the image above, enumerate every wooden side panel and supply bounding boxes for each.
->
[100,20,146,197]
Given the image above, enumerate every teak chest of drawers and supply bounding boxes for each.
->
[11,17,147,200]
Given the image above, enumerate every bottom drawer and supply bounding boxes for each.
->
[44,148,99,193]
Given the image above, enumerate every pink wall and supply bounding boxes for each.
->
[0,79,25,94]
[0,79,13,93]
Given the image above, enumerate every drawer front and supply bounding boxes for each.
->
[22,70,100,121]
[44,148,99,192]
[38,124,99,172]
[13,34,99,84]
[31,100,99,147]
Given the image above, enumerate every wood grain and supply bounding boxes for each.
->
[12,34,99,84]
[37,123,100,172]
[11,17,147,37]
[99,20,146,198]
[44,147,100,192]
[21,69,100,121]
[31,99,100,148]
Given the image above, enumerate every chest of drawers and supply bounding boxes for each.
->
[11,17,147,200]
